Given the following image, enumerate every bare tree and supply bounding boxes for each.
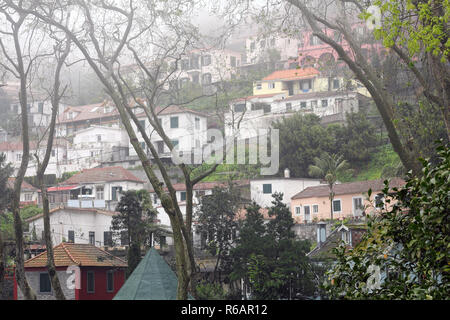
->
[33,36,71,300]
[9,0,243,299]
[220,0,449,176]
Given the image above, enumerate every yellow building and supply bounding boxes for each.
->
[253,67,371,97]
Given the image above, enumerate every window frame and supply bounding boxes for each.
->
[262,183,272,194]
[332,199,342,213]
[39,272,52,294]
[170,116,179,129]
[87,271,95,294]
[106,270,114,293]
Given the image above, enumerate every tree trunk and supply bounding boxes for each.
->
[0,232,4,299]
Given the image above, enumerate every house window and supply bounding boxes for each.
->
[160,236,166,246]
[262,184,272,194]
[230,56,236,67]
[51,150,56,157]
[353,197,363,216]
[38,102,44,114]
[111,186,122,201]
[300,80,311,91]
[375,193,385,209]
[268,82,275,89]
[255,82,262,90]
[202,73,212,85]
[24,193,33,201]
[106,270,114,292]
[171,140,179,149]
[39,273,52,293]
[304,205,311,222]
[87,271,95,293]
[121,231,129,246]
[341,230,351,244]
[195,117,200,130]
[180,191,186,201]
[234,104,246,113]
[16,153,22,161]
[96,186,104,200]
[313,204,319,213]
[333,199,342,212]
[333,79,340,89]
[104,231,113,247]
[286,103,292,111]
[300,101,307,109]
[170,116,179,128]
[156,141,164,154]
[321,99,328,107]
[89,231,95,245]
[295,206,301,215]
[138,119,145,129]
[68,230,75,243]
[202,55,211,66]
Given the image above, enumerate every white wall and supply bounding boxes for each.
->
[29,208,115,247]
[250,178,322,207]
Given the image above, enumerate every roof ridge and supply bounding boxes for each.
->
[60,242,80,265]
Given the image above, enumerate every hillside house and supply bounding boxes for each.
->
[15,243,127,300]
[44,166,144,210]
[290,178,405,223]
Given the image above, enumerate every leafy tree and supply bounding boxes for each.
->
[324,142,450,299]
[195,184,242,282]
[273,113,335,177]
[112,190,160,276]
[230,194,315,300]
[308,153,351,220]
[328,112,381,167]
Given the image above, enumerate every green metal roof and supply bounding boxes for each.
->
[113,248,193,300]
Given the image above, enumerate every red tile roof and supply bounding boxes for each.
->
[24,242,127,268]
[57,102,118,124]
[7,177,38,191]
[262,67,320,81]
[291,178,406,200]
[61,166,144,185]
[0,141,38,151]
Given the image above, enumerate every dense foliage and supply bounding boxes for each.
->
[228,194,315,300]
[112,190,160,276]
[273,112,381,178]
[324,142,449,299]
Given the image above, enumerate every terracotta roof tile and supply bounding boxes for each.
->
[62,166,144,184]
[291,178,406,200]
[24,243,128,268]
[7,177,38,191]
[262,67,320,81]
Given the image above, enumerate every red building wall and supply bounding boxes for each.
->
[77,267,126,300]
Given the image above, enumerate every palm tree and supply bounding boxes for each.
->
[308,153,351,221]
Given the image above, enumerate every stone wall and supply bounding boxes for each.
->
[17,270,75,300]
[292,222,333,244]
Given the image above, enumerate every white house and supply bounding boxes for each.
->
[245,35,301,65]
[250,170,322,208]
[26,207,118,247]
[46,166,145,210]
[0,140,72,178]
[7,177,39,206]
[129,105,208,162]
[169,48,243,87]
[67,126,129,170]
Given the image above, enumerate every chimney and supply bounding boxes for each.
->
[284,168,290,178]
[317,221,327,247]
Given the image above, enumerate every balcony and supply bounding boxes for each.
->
[67,195,106,209]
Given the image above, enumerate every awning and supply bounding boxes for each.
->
[46,185,80,192]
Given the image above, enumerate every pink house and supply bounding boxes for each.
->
[290,25,385,69]
[290,178,405,224]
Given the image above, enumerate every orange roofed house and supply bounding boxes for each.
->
[290,178,405,223]
[15,243,127,300]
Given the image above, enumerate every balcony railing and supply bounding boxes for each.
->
[67,199,106,208]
